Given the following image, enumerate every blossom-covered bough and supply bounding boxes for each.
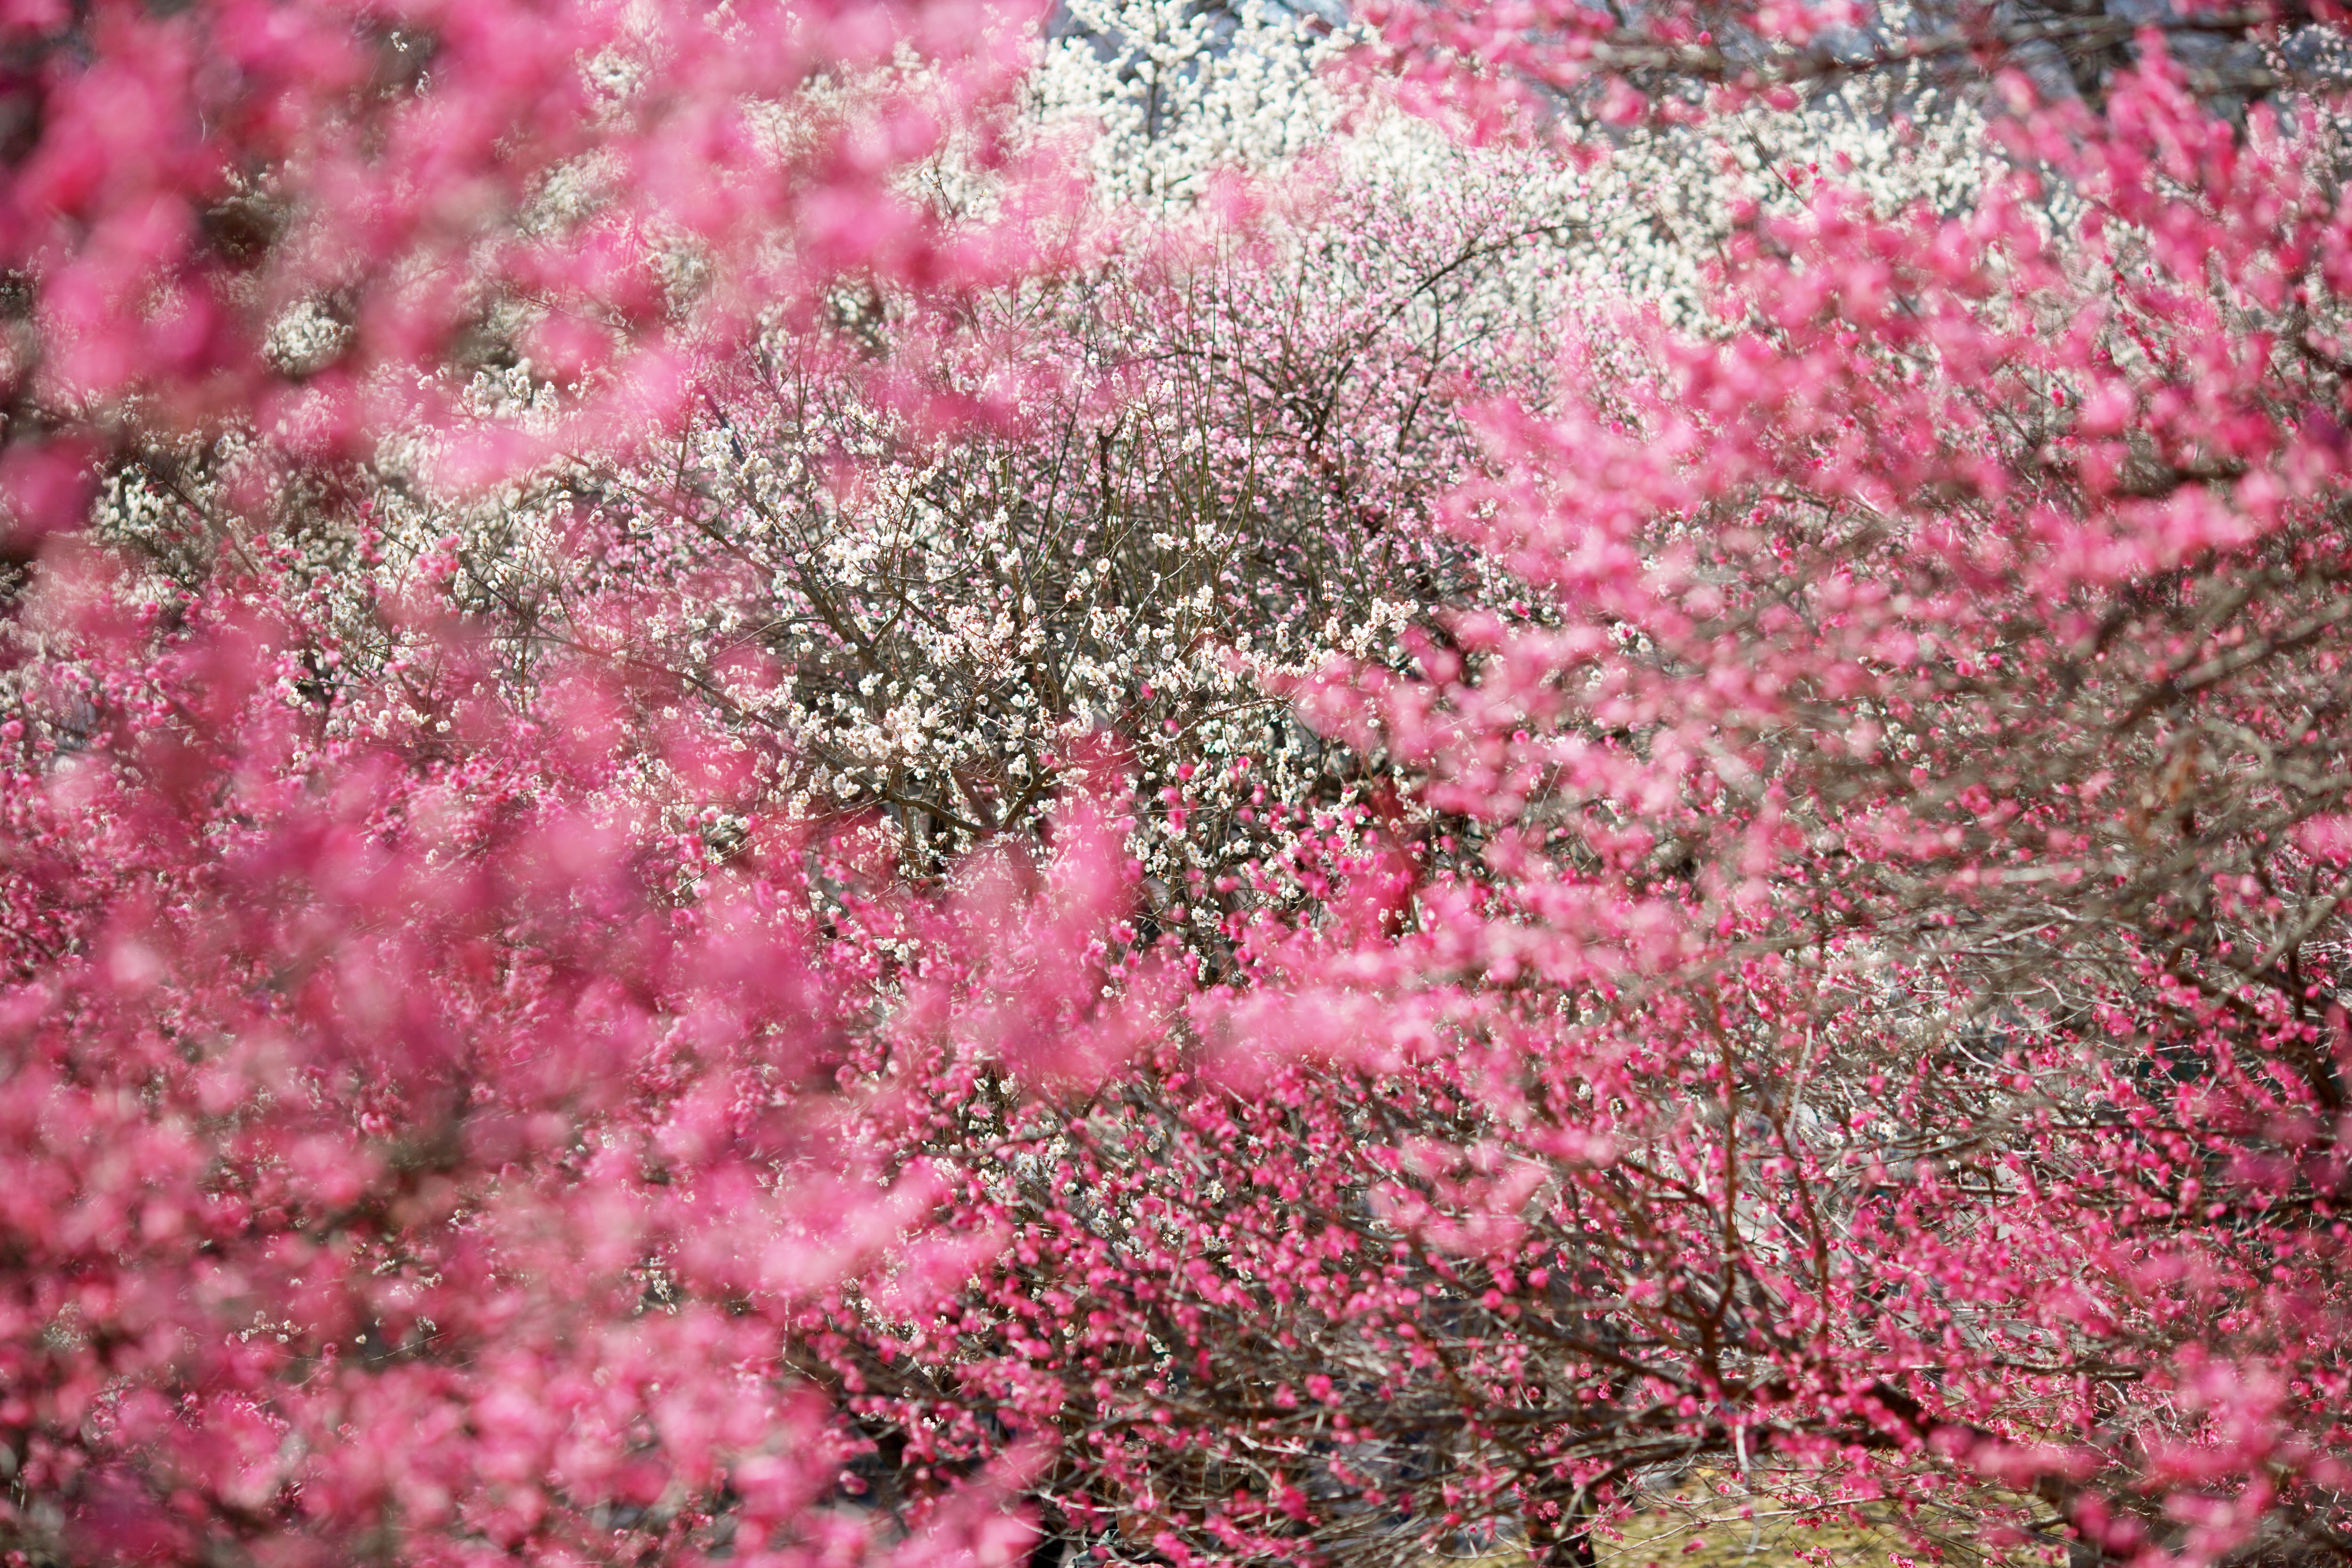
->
[9,0,2352,1566]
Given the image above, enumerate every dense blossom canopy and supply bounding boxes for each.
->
[6,3,2352,1568]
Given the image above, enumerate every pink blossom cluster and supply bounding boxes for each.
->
[0,529,1169,1563]
[6,2,2352,1568]
[0,0,1053,535]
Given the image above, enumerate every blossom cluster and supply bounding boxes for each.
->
[9,4,2352,1568]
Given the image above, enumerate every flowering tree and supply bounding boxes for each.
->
[12,2,2352,1568]
[482,152,1576,937]
[785,44,2352,1568]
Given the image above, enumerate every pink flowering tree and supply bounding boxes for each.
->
[785,48,2352,1568]
[11,1,2352,1567]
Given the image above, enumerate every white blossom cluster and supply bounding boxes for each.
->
[539,317,1512,963]
[1032,0,1351,211]
[1023,0,2002,325]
